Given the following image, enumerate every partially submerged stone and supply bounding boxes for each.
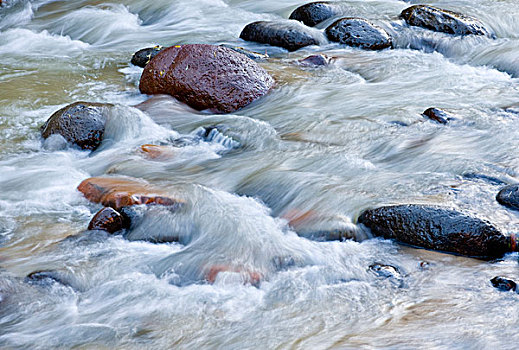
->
[140,144,177,160]
[358,204,515,259]
[88,207,127,233]
[490,276,517,292]
[299,54,331,66]
[240,20,321,52]
[139,44,274,113]
[289,1,341,27]
[205,265,262,286]
[77,177,184,211]
[422,107,453,124]
[131,46,163,68]
[325,18,392,50]
[400,5,489,36]
[41,102,112,151]
[496,184,519,211]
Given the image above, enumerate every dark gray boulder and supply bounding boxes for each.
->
[289,2,341,27]
[131,46,163,68]
[41,102,112,151]
[400,5,490,36]
[299,54,331,66]
[358,204,514,259]
[325,18,392,50]
[497,184,519,211]
[240,21,321,51]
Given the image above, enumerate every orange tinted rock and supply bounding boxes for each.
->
[88,207,126,233]
[282,209,319,229]
[140,144,176,160]
[205,265,262,286]
[139,44,274,113]
[77,177,183,211]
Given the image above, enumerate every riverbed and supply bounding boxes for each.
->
[1,0,519,348]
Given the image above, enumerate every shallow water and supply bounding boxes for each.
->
[1,0,519,348]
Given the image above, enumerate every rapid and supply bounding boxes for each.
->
[1,0,519,348]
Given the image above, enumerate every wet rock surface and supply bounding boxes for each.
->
[25,271,72,288]
[490,276,517,292]
[299,54,331,66]
[131,46,163,68]
[400,5,489,36]
[325,18,392,50]
[77,177,184,211]
[358,204,514,258]
[422,107,453,124]
[88,207,127,233]
[219,44,269,61]
[289,1,341,27]
[240,20,321,51]
[497,184,519,211]
[41,102,111,151]
[139,44,274,113]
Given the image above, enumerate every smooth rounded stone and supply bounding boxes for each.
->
[358,204,515,259]
[140,144,177,160]
[496,184,519,211]
[422,107,453,124]
[240,20,321,52]
[77,177,184,211]
[219,44,269,61]
[289,1,341,27]
[325,18,392,50]
[139,44,274,113]
[131,46,163,68]
[87,207,127,233]
[41,102,112,151]
[490,276,517,292]
[299,54,331,66]
[400,5,489,36]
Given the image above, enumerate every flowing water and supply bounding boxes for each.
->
[1,0,519,348]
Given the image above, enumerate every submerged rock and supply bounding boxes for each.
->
[131,46,163,68]
[205,265,262,286]
[140,144,177,160]
[369,263,402,279]
[41,102,112,151]
[88,207,127,233]
[400,5,489,36]
[25,270,73,288]
[358,204,515,259]
[299,54,331,66]
[325,18,392,50]
[422,107,453,124]
[139,44,274,113]
[496,184,519,211]
[240,20,321,51]
[490,276,517,292]
[289,1,341,27]
[77,177,184,211]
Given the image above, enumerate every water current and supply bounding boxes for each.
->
[1,0,519,348]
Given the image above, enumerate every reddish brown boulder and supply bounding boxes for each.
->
[77,177,184,211]
[88,207,127,233]
[139,44,274,113]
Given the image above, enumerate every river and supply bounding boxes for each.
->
[1,0,519,348]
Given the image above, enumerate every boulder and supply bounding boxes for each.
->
[358,204,515,259]
[299,54,331,66]
[139,44,274,113]
[400,5,489,36]
[496,184,519,211]
[88,207,127,233]
[490,276,517,292]
[422,107,453,124]
[41,102,112,151]
[289,1,341,27]
[131,46,163,68]
[77,177,184,211]
[325,18,392,50]
[240,21,321,52]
